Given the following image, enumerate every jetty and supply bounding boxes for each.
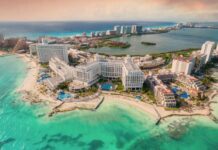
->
[48,96,104,117]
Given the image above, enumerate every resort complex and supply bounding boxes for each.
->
[47,54,145,91]
[26,36,218,110]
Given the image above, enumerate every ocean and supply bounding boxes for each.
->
[0,21,176,39]
[1,21,218,55]
[0,22,218,149]
[0,55,218,149]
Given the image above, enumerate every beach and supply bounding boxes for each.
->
[0,50,8,56]
[16,54,61,107]
[102,94,212,123]
[1,54,218,149]
[16,54,216,122]
[14,54,218,123]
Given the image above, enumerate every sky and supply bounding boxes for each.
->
[0,0,218,22]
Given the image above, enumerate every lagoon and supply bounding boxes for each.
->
[89,28,218,55]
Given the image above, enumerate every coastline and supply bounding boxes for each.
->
[16,54,218,124]
[102,94,215,124]
[16,54,61,107]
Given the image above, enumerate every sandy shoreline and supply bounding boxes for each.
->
[16,54,61,107]
[103,94,212,123]
[0,51,8,56]
[15,54,218,122]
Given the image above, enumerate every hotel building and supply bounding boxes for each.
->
[200,41,216,63]
[29,44,37,56]
[120,26,132,34]
[49,57,73,81]
[171,56,195,75]
[49,54,145,91]
[154,85,177,107]
[122,56,145,90]
[131,25,143,34]
[73,61,101,87]
[147,75,176,107]
[175,73,205,96]
[30,43,70,63]
[106,30,117,36]
[114,26,121,34]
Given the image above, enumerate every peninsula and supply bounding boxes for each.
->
[13,36,218,123]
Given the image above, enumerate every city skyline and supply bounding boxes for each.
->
[0,0,218,22]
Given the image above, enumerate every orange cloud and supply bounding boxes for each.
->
[0,0,217,21]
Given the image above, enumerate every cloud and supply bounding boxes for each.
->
[0,0,217,21]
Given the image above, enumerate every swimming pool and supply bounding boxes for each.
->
[57,91,72,100]
[101,83,113,91]
[179,92,190,99]
[171,86,190,99]
[171,86,179,94]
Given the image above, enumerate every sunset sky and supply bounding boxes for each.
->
[0,0,218,22]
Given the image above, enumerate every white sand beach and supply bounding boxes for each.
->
[16,54,60,106]
[103,94,211,122]
[16,54,216,121]
[0,51,7,56]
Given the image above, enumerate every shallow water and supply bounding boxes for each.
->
[0,55,218,150]
[89,28,218,55]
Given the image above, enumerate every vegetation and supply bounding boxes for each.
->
[40,63,49,68]
[142,83,156,103]
[111,78,124,91]
[165,107,179,111]
[76,84,98,97]
[201,76,217,85]
[141,42,156,46]
[116,82,124,91]
[93,39,131,49]
[200,57,218,85]
[57,82,70,91]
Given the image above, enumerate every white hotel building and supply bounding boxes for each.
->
[49,57,73,81]
[171,56,195,75]
[49,54,145,91]
[30,43,70,63]
[200,41,216,63]
[122,56,145,90]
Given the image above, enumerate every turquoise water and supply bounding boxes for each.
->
[89,28,218,55]
[0,21,176,39]
[1,55,218,150]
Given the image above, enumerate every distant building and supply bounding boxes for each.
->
[114,26,121,34]
[31,43,70,63]
[217,44,218,52]
[171,56,195,75]
[106,30,117,36]
[131,25,143,34]
[99,31,106,36]
[90,32,95,37]
[0,34,4,41]
[176,23,184,29]
[82,32,87,37]
[120,26,131,34]
[200,41,216,63]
